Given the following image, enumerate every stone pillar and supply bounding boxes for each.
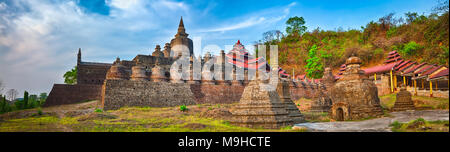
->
[230,65,242,86]
[187,56,200,84]
[215,50,229,85]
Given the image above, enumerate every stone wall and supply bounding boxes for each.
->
[189,84,245,104]
[77,63,111,85]
[45,80,320,108]
[407,89,449,98]
[290,82,317,100]
[102,80,196,110]
[44,84,103,107]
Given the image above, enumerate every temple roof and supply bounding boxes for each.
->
[414,64,436,75]
[363,61,398,75]
[225,40,289,77]
[175,17,188,37]
[394,60,412,70]
[384,56,402,64]
[80,61,112,66]
[397,61,416,72]
[429,69,449,79]
[403,62,427,74]
[422,65,444,76]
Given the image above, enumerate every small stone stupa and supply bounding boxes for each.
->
[392,84,415,111]
[152,45,164,57]
[230,70,293,129]
[277,79,305,124]
[130,65,148,81]
[329,55,383,121]
[150,59,168,82]
[106,57,129,80]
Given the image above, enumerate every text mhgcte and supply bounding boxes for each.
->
[178,136,271,149]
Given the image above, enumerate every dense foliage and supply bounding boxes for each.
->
[0,91,47,114]
[259,1,449,77]
[64,66,77,85]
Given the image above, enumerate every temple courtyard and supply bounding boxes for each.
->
[0,94,447,132]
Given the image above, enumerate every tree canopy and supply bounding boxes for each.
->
[64,66,77,85]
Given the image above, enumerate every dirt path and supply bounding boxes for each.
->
[294,110,449,132]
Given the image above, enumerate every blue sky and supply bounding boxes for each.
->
[0,0,439,94]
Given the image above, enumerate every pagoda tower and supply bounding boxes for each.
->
[170,17,194,57]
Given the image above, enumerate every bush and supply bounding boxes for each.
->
[389,121,402,129]
[399,41,423,56]
[0,96,12,114]
[180,105,187,112]
[37,107,43,115]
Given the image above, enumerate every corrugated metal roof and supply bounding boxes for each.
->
[403,62,427,74]
[388,51,397,55]
[398,61,416,72]
[414,65,435,75]
[422,65,444,75]
[363,62,397,75]
[384,57,402,63]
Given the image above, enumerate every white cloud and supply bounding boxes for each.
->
[204,17,267,32]
[200,2,295,33]
[0,2,6,10]
[0,0,191,94]
[0,0,294,95]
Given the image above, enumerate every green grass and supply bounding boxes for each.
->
[0,103,304,132]
[379,94,449,110]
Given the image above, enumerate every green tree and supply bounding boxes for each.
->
[286,16,307,36]
[23,91,28,109]
[400,41,423,56]
[0,96,12,114]
[39,93,48,106]
[305,45,324,79]
[64,66,77,85]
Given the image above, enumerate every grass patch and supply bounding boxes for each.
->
[379,94,449,110]
[0,102,303,132]
[390,118,449,132]
[302,112,330,122]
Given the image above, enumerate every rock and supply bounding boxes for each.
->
[292,126,308,131]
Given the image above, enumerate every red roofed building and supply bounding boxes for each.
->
[225,40,289,78]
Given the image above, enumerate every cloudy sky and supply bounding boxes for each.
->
[0,0,437,94]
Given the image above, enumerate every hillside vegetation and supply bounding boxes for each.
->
[259,1,449,78]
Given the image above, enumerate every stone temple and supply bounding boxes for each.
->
[44,18,321,127]
[329,55,384,121]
